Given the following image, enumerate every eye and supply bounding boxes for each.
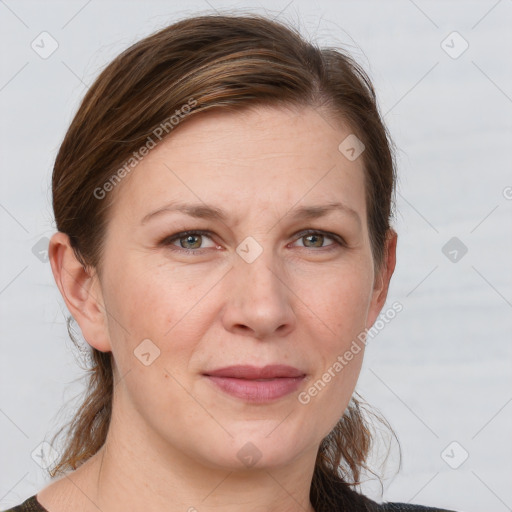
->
[161,230,218,252]
[159,229,345,254]
[290,230,344,250]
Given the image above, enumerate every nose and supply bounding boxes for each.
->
[221,249,296,340]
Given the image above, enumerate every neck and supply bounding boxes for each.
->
[51,403,318,512]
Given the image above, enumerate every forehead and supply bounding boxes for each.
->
[108,105,367,228]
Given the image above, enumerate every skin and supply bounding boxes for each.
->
[42,105,397,512]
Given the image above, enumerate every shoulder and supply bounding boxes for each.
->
[323,474,460,512]
[2,495,48,512]
[376,502,459,511]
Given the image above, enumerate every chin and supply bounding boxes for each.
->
[204,432,308,471]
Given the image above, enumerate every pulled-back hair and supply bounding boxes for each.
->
[48,12,400,511]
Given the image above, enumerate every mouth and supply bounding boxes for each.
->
[202,365,306,402]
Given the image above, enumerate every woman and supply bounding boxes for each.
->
[4,13,458,512]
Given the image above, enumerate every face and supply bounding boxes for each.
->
[61,105,395,472]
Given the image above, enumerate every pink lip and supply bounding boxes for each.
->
[204,364,305,379]
[203,365,306,402]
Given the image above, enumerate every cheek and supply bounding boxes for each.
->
[293,262,371,411]
[103,259,216,376]
[109,258,196,332]
[295,262,373,342]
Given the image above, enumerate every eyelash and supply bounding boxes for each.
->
[159,229,346,254]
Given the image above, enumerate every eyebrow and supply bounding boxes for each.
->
[140,200,361,227]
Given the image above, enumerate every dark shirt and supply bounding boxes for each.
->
[2,494,459,512]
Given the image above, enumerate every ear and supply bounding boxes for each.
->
[366,229,398,328]
[48,231,112,353]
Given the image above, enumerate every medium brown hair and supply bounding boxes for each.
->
[48,12,400,511]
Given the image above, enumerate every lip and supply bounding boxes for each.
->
[203,365,306,402]
[204,364,305,379]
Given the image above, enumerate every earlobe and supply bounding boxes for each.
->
[48,231,112,353]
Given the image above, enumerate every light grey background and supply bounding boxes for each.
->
[1,1,511,511]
